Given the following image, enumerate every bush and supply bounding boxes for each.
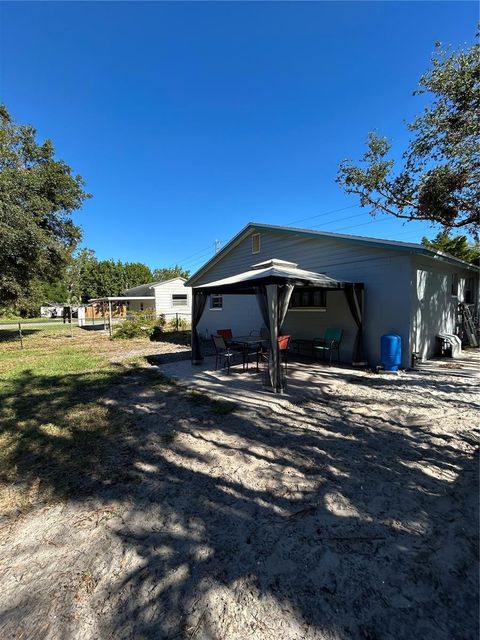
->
[113,312,166,340]
[167,316,191,331]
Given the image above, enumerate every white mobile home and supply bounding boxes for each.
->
[88,277,191,322]
[121,277,191,318]
[187,223,479,367]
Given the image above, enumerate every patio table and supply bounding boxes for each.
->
[230,336,268,371]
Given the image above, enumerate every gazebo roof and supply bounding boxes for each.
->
[193,259,362,294]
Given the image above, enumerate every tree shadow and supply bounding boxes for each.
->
[0,365,478,639]
[0,327,42,343]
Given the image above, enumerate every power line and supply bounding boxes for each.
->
[170,243,217,267]
[308,211,368,229]
[286,204,357,226]
[174,204,358,269]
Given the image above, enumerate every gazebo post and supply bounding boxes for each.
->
[265,284,281,393]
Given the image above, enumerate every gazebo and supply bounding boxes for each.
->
[191,259,365,393]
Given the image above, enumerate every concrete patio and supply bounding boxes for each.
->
[156,348,479,411]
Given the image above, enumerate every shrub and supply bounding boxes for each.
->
[113,311,165,340]
[167,316,191,331]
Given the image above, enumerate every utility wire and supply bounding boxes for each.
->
[286,204,357,226]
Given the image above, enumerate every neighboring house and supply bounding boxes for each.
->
[40,304,80,318]
[121,277,191,318]
[87,278,191,325]
[186,223,479,366]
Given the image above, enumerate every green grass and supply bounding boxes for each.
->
[0,325,137,515]
[161,430,178,444]
[0,317,64,325]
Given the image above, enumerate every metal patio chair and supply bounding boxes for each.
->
[211,334,244,374]
[313,328,343,365]
[259,334,291,373]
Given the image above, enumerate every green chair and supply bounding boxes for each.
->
[313,328,343,365]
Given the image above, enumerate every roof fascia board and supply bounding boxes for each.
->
[186,224,253,286]
[148,277,187,289]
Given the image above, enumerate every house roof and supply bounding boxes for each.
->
[88,296,155,303]
[187,222,479,285]
[123,277,187,295]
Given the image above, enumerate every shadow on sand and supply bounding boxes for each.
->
[0,361,478,639]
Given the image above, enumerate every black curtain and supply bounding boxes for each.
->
[191,291,207,364]
[255,285,269,331]
[344,284,366,365]
[277,284,294,332]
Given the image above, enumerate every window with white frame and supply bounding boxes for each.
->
[210,294,223,310]
[172,294,188,307]
[451,273,459,297]
[252,233,260,254]
[289,289,327,309]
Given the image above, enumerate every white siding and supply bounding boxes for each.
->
[153,278,192,319]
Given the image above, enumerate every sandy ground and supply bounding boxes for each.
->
[0,350,478,639]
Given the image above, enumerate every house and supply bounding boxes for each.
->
[87,277,192,323]
[186,223,479,367]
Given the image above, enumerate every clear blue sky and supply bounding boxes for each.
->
[0,1,476,273]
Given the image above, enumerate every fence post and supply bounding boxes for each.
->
[108,300,113,338]
[176,313,179,332]
[18,322,24,349]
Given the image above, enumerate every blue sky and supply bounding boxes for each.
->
[0,1,476,273]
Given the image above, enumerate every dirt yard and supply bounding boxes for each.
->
[0,344,478,640]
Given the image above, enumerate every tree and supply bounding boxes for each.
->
[0,105,90,306]
[65,250,155,303]
[153,265,190,281]
[336,37,479,236]
[421,231,479,265]
[124,262,153,289]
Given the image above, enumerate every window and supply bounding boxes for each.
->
[465,278,474,304]
[451,273,459,297]
[252,233,260,254]
[289,289,327,309]
[210,294,223,310]
[172,294,188,307]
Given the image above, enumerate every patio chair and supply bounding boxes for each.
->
[211,335,244,374]
[312,328,343,365]
[216,328,244,352]
[259,335,291,373]
[217,328,233,340]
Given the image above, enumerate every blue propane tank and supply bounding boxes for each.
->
[381,334,402,372]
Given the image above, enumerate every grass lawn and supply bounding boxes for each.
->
[0,316,64,325]
[0,324,179,515]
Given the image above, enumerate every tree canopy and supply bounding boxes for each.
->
[153,265,190,281]
[421,231,479,265]
[337,37,479,237]
[0,105,90,306]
